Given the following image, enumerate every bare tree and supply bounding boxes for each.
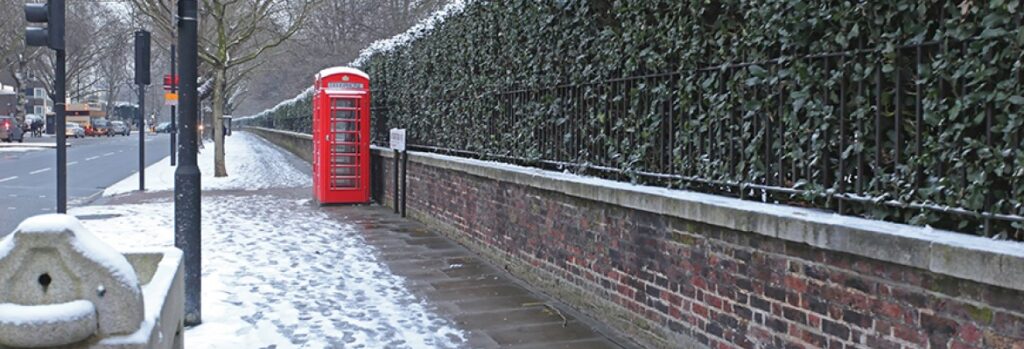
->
[96,14,134,115]
[236,0,447,116]
[131,0,318,177]
[25,2,110,105]
[0,0,41,124]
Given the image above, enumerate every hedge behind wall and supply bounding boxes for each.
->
[251,0,1024,239]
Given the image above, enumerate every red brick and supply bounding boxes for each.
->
[958,322,982,344]
[784,275,808,293]
[693,302,710,319]
[893,324,927,346]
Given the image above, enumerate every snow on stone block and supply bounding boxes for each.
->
[0,214,145,343]
[0,300,97,347]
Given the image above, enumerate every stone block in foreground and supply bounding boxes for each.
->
[0,214,183,349]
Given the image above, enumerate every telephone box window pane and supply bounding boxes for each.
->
[333,155,357,165]
[332,167,358,176]
[333,99,356,108]
[334,133,358,142]
[333,178,357,188]
[333,120,358,131]
[333,110,356,120]
[333,144,358,153]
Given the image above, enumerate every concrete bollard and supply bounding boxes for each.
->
[0,214,184,349]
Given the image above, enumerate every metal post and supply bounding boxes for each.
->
[55,49,66,213]
[170,44,177,166]
[138,84,145,191]
[175,0,202,326]
[393,149,399,213]
[401,150,407,217]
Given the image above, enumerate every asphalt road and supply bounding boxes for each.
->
[0,133,172,236]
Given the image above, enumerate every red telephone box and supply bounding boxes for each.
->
[313,67,371,204]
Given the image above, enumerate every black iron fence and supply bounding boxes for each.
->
[369,35,1024,240]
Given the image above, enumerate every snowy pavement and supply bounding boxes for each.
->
[103,132,308,196]
[57,131,626,349]
[74,196,465,348]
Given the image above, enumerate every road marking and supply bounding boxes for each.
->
[29,168,51,175]
[7,207,14,210]
[68,161,79,166]
[85,156,100,161]
[0,176,17,183]
[103,152,115,156]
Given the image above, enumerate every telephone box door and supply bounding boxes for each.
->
[326,96,365,195]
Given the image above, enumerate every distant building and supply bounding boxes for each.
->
[24,85,53,119]
[0,72,18,117]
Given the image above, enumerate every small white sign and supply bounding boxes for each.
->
[389,128,406,151]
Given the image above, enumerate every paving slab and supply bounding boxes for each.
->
[321,204,639,349]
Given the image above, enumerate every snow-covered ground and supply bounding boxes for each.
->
[103,132,308,196]
[68,131,464,348]
[73,197,464,348]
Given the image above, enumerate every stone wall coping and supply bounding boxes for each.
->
[244,126,313,140]
[373,146,1024,292]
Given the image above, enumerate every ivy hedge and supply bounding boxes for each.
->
[247,0,1024,239]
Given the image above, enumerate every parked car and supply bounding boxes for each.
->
[1,116,25,143]
[110,120,130,136]
[155,122,172,133]
[66,122,85,138]
[87,118,112,137]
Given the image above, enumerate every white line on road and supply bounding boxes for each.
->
[0,176,17,183]
[103,152,115,156]
[29,168,51,175]
[68,161,78,166]
[85,156,100,161]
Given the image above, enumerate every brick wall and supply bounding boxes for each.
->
[373,150,1024,349]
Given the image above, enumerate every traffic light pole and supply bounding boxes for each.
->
[55,49,66,213]
[175,0,202,326]
[135,30,150,192]
[138,84,145,191]
[170,44,177,166]
[27,0,66,213]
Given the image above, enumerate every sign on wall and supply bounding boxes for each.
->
[390,128,406,151]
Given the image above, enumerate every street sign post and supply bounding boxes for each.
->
[168,48,177,166]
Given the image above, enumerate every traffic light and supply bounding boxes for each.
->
[25,0,64,51]
[135,31,151,85]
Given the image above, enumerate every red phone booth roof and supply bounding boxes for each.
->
[316,67,369,80]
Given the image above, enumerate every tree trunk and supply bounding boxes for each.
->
[212,66,228,177]
[11,60,26,124]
